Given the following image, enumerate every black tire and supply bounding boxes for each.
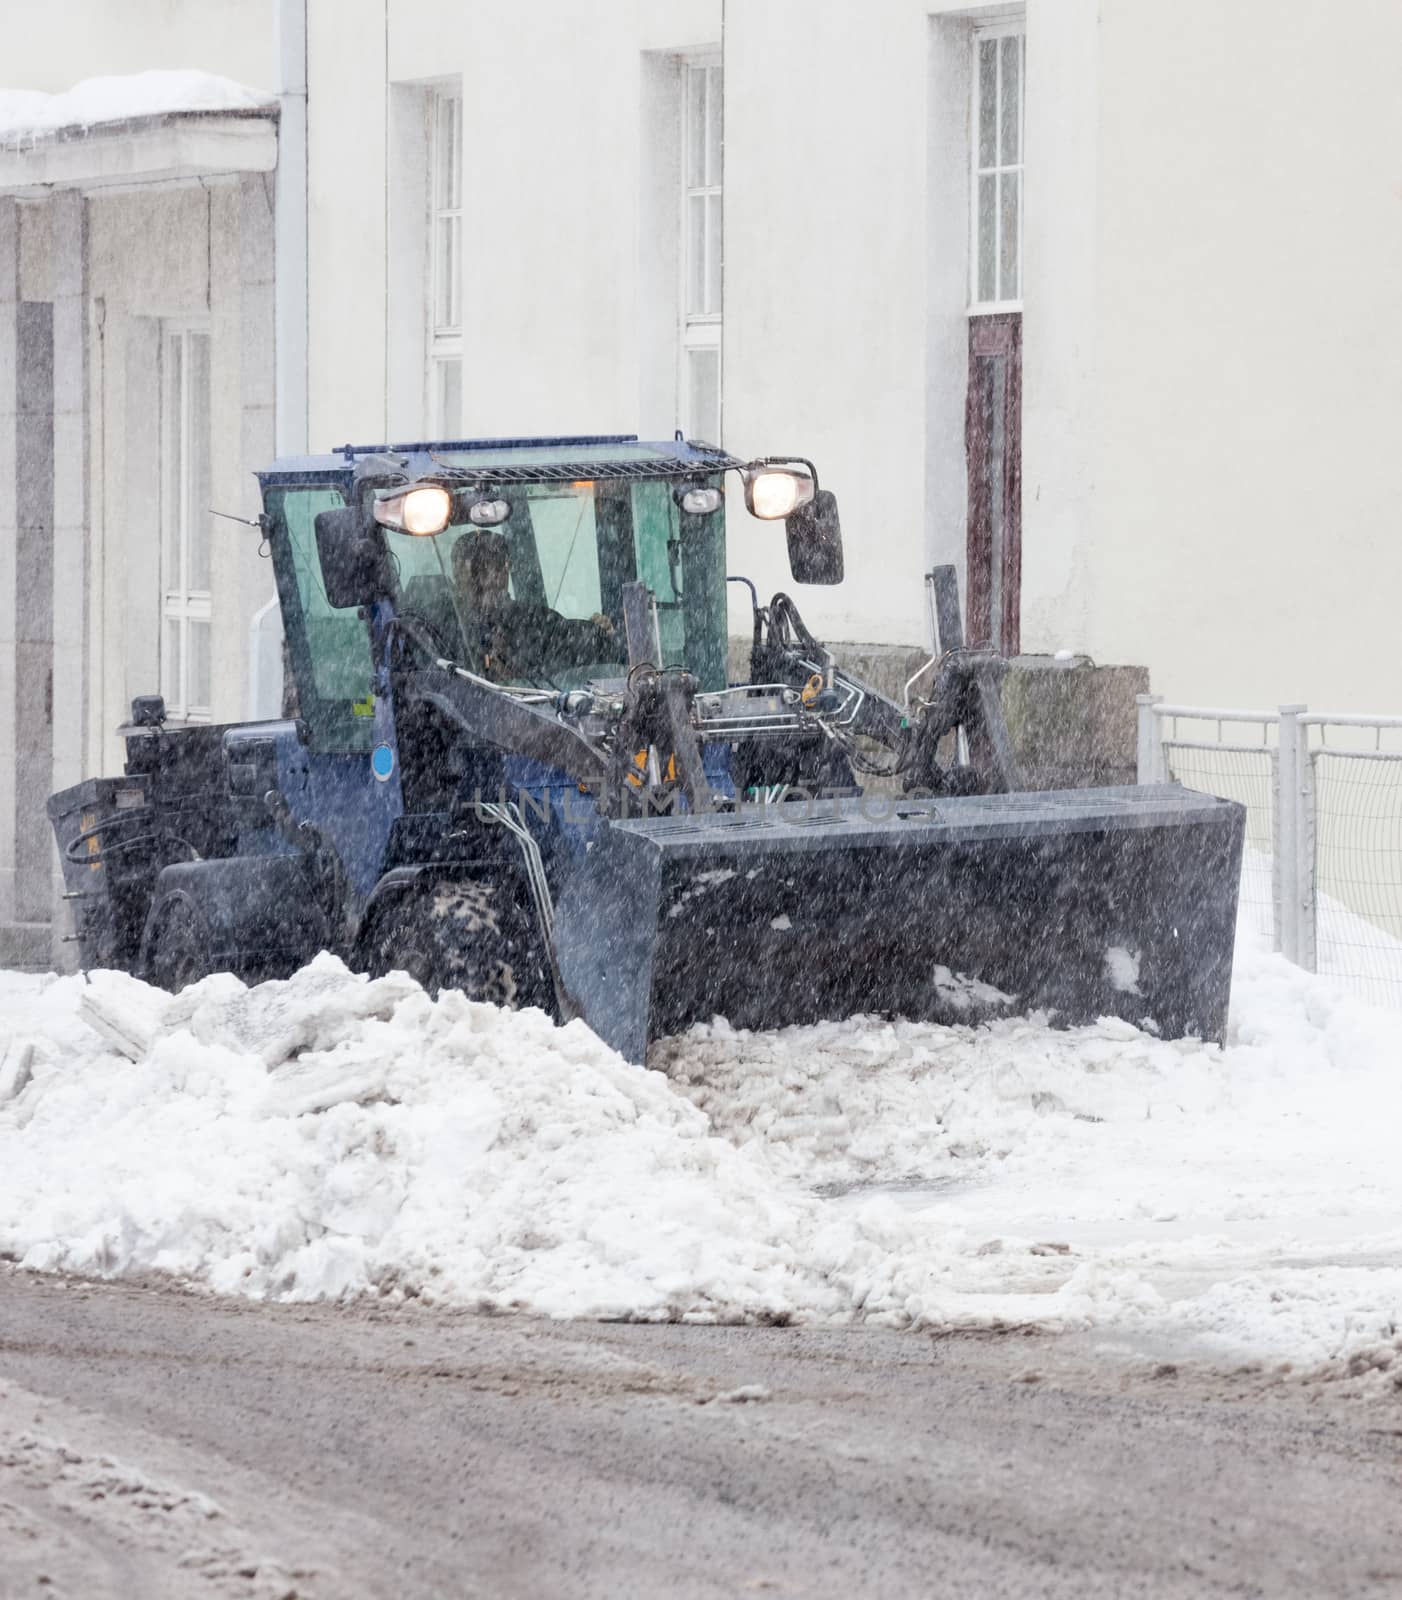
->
[360,875,552,1013]
[146,894,215,993]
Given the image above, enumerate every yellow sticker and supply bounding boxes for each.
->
[81,811,101,871]
[351,695,375,718]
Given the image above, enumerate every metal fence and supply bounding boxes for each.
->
[1137,697,1402,1008]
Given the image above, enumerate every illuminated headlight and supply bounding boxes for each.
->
[677,485,723,515]
[743,467,816,521]
[467,497,511,527]
[373,485,452,535]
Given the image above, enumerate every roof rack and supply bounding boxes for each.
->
[335,434,641,460]
[434,450,743,485]
[332,436,743,484]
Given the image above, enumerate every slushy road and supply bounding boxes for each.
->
[1,1268,1399,1599]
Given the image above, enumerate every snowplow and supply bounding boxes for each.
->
[48,435,1244,1061]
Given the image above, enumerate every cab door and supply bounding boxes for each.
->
[263,483,401,901]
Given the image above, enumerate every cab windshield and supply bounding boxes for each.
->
[383,477,727,693]
[266,473,728,756]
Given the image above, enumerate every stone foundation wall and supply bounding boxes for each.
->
[728,637,1149,790]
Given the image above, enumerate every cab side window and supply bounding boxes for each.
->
[271,487,377,753]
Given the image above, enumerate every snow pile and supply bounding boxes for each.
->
[0,71,274,144]
[657,939,1402,1376]
[0,961,838,1321]
[1,931,1400,1381]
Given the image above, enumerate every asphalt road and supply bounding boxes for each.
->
[1,1269,1399,1600]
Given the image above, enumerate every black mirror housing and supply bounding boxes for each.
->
[315,506,383,610]
[785,490,844,585]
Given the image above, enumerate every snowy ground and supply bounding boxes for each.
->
[1,924,1399,1390]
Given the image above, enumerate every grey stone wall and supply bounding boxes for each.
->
[728,636,1148,789]
[0,199,56,968]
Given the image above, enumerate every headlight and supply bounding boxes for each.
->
[373,485,452,535]
[743,467,816,521]
[467,497,511,527]
[677,485,723,515]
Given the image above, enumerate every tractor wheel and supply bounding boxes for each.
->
[361,876,552,1013]
[146,895,215,993]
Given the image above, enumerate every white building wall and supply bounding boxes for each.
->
[0,155,276,967]
[0,2,280,964]
[1073,0,1402,710]
[723,0,932,648]
[306,0,387,451]
[82,179,273,776]
[295,0,1111,661]
[305,0,945,649]
[2,0,274,94]
[74,0,1387,719]
[1017,0,1099,656]
[306,0,723,452]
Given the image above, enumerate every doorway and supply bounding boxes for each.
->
[965,312,1021,654]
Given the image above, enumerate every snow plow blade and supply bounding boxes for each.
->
[550,784,1245,1064]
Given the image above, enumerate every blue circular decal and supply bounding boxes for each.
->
[371,744,395,782]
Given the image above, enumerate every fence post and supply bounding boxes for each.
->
[1136,694,1163,784]
[1276,704,1307,964]
[1294,718,1318,973]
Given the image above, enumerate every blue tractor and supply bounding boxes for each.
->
[49,434,1244,1061]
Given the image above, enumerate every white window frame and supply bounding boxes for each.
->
[427,84,463,435]
[680,53,722,442]
[160,320,213,724]
[969,19,1025,314]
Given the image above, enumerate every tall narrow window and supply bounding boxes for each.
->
[970,26,1024,309]
[429,87,463,434]
[161,325,213,721]
[681,57,722,442]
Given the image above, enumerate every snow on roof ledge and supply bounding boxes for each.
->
[0,70,276,147]
[0,72,278,197]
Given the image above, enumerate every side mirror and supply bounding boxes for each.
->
[785,490,844,585]
[315,507,383,610]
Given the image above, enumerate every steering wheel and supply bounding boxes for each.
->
[394,610,457,663]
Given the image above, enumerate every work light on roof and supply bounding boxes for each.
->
[373,485,453,536]
[742,464,816,521]
[467,497,511,527]
[676,485,723,515]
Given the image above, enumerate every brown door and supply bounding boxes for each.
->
[965,312,1022,654]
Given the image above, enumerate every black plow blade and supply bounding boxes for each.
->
[551,785,1246,1064]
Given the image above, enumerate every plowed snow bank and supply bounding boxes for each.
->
[1,934,1399,1383]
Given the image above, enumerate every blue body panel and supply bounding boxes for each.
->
[500,745,737,871]
[223,721,397,907]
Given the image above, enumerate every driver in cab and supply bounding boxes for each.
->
[451,531,617,682]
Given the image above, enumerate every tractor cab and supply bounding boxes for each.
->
[257,435,838,760]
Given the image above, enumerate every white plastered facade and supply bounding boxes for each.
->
[302,0,1098,652]
[0,0,276,964]
[4,0,1401,966]
[302,0,1402,708]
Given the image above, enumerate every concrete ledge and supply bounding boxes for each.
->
[1002,656,1149,789]
[0,920,52,972]
[0,116,278,197]
[728,636,1149,790]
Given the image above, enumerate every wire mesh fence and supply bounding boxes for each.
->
[1162,741,1276,943]
[1308,742,1402,1009]
[1139,697,1402,1010]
